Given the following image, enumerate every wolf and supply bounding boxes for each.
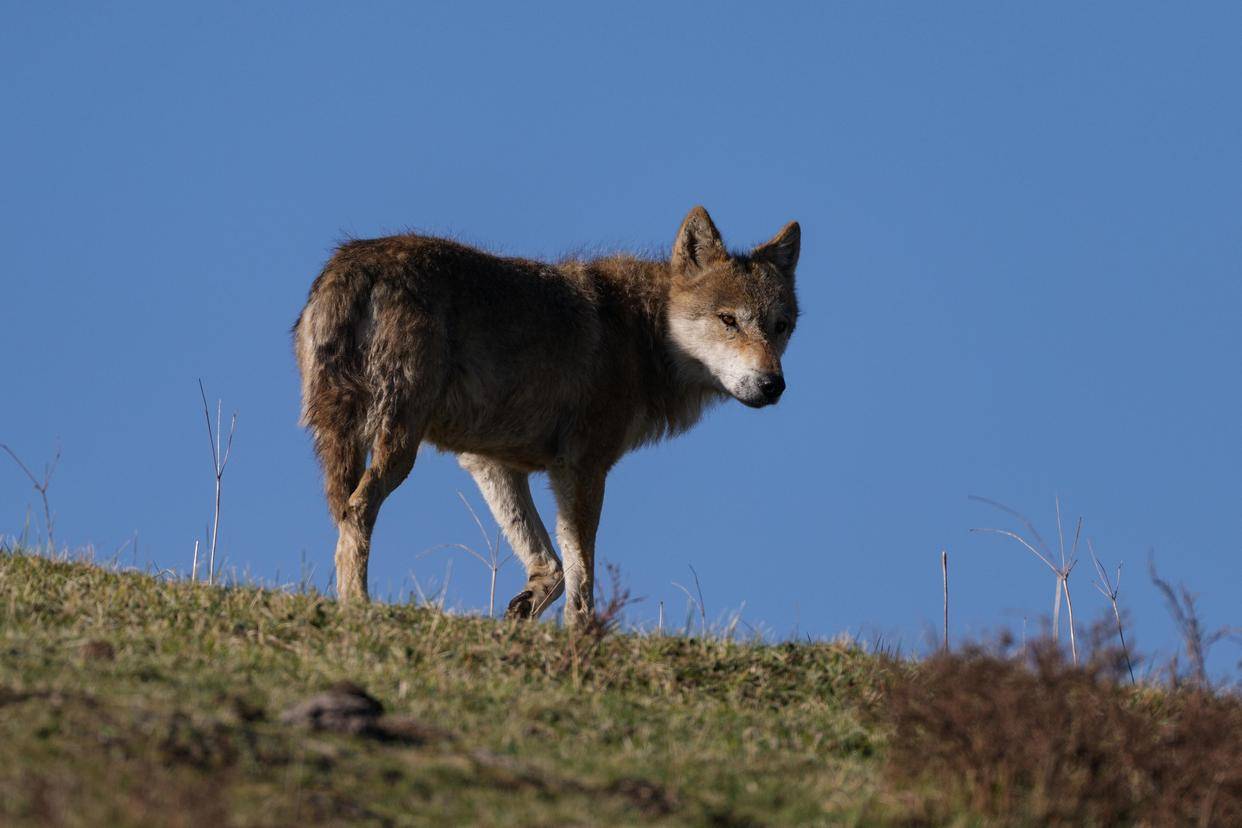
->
[294,206,800,628]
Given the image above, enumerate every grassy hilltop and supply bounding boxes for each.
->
[1,549,1240,826]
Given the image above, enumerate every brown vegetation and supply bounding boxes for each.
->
[879,641,1242,825]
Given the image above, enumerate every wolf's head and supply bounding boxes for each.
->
[666,206,800,408]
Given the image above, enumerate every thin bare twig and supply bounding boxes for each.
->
[1063,555,1079,666]
[1148,552,1232,687]
[969,494,1053,557]
[410,571,430,606]
[420,492,515,616]
[1062,513,1081,665]
[671,582,700,634]
[437,559,453,611]
[1052,576,1063,641]
[1069,512,1082,570]
[457,491,491,551]
[1055,496,1066,567]
[589,560,640,638]
[689,564,707,629]
[970,528,1059,574]
[672,564,708,635]
[456,491,514,616]
[724,601,747,640]
[198,380,237,585]
[971,496,1083,664]
[420,542,491,568]
[1089,539,1135,684]
[1,441,60,550]
[941,549,949,653]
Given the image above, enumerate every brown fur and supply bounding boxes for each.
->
[294,206,800,627]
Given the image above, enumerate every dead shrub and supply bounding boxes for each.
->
[879,641,1242,825]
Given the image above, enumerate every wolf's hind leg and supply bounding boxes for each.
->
[335,415,423,603]
[458,454,564,619]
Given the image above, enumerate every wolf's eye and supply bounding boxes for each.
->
[775,320,789,335]
[718,313,737,328]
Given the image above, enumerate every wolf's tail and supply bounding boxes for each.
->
[293,264,372,520]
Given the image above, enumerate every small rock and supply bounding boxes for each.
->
[280,682,383,736]
[280,682,452,745]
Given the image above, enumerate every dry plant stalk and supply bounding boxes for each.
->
[671,564,707,635]
[419,491,513,616]
[1,441,60,550]
[557,561,641,686]
[1088,539,1135,684]
[198,380,237,585]
[970,495,1081,664]
[1148,554,1234,687]
[409,560,454,611]
[590,561,638,638]
[941,549,949,652]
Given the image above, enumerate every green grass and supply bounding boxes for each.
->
[10,548,1238,825]
[0,550,892,826]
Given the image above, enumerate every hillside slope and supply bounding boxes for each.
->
[0,552,887,826]
[4,550,1240,826]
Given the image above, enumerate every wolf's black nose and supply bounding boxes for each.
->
[759,373,785,401]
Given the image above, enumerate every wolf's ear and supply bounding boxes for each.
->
[672,206,728,275]
[753,221,800,276]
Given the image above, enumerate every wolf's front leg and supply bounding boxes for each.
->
[457,453,564,619]
[550,465,606,630]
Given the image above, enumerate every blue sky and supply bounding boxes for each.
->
[3,4,1239,673]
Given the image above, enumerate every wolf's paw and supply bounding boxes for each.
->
[505,590,535,620]
[504,574,564,620]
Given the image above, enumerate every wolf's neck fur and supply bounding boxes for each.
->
[575,254,724,450]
